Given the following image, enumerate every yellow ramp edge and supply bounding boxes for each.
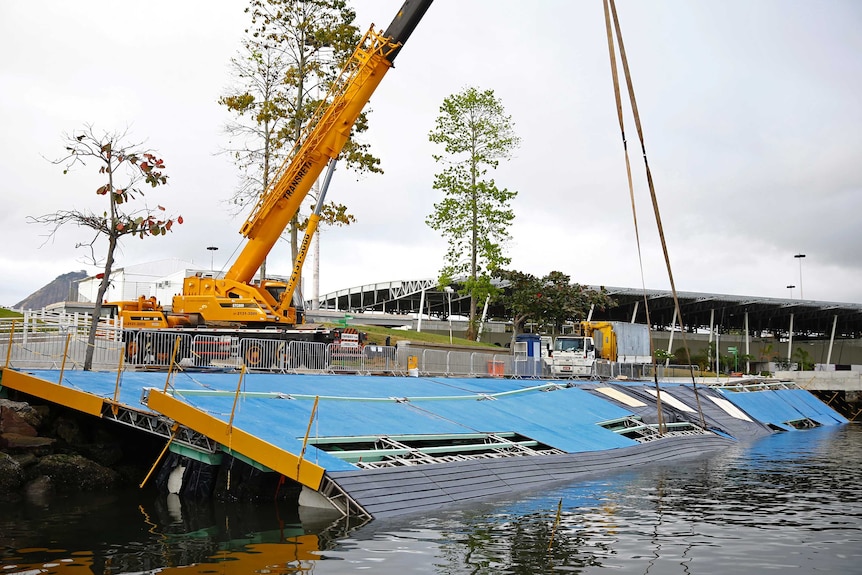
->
[1,369,105,417]
[145,389,325,491]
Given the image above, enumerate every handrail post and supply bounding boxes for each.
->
[112,350,125,415]
[227,365,247,431]
[58,333,72,385]
[5,320,15,369]
[163,336,182,393]
[298,395,320,475]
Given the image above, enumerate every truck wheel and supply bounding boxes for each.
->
[125,336,139,363]
[244,344,264,368]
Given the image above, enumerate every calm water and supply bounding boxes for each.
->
[2,424,861,575]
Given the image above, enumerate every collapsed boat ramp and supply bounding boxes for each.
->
[0,368,847,520]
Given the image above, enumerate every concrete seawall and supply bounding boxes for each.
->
[775,371,862,392]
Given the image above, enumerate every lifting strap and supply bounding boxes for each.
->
[603,0,706,427]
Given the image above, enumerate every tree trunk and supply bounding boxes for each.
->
[510,314,526,349]
[466,296,478,341]
[84,235,117,371]
[259,120,272,282]
[467,161,479,340]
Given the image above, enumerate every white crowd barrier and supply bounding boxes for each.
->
[0,316,123,370]
[2,320,689,381]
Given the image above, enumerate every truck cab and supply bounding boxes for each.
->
[544,334,596,377]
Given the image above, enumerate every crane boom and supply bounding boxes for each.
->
[227,0,433,284]
[172,0,432,327]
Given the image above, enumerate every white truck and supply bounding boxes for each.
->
[543,321,651,378]
[544,333,597,377]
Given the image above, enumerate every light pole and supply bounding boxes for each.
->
[786,284,795,299]
[207,246,218,271]
[794,253,806,298]
[444,286,454,343]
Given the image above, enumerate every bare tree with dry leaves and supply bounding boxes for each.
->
[30,125,182,370]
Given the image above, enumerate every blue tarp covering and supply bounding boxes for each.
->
[412,386,638,453]
[8,370,847,475]
[772,389,848,425]
[717,388,846,430]
[14,371,639,471]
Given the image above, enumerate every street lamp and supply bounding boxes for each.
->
[794,253,806,298]
[786,285,795,299]
[443,286,454,343]
[206,246,218,271]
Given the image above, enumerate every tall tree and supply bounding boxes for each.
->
[494,269,616,346]
[220,0,379,283]
[30,126,181,370]
[427,86,521,340]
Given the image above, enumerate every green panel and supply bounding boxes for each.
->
[169,443,224,466]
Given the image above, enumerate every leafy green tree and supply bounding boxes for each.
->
[220,0,378,281]
[493,269,615,346]
[427,87,520,340]
[673,346,692,365]
[687,345,712,372]
[539,271,615,334]
[702,341,733,373]
[792,346,815,371]
[490,269,543,338]
[655,349,675,362]
[30,125,180,370]
[759,342,777,362]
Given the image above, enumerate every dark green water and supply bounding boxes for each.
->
[2,425,861,574]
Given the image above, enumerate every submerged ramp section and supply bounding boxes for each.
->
[718,387,848,431]
[581,382,774,441]
[0,368,328,493]
[144,389,326,491]
[330,433,734,518]
[3,368,842,519]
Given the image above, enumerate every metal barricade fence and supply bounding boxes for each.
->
[292,341,327,371]
[363,344,400,373]
[191,334,237,367]
[327,343,365,373]
[238,338,292,371]
[0,320,124,370]
[512,355,544,378]
[1,320,550,378]
[125,330,192,368]
[419,349,451,375]
[395,346,516,377]
[446,350,475,376]
[617,362,647,380]
[481,354,513,377]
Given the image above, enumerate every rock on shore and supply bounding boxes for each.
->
[0,397,143,501]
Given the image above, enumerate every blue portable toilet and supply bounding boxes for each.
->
[515,333,542,377]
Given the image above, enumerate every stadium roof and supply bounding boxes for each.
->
[316,280,862,339]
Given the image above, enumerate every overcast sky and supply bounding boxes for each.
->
[2,0,860,308]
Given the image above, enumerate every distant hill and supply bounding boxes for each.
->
[14,270,88,310]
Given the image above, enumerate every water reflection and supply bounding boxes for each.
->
[2,426,861,575]
[0,489,358,575]
[333,425,862,574]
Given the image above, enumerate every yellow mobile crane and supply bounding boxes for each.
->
[111,0,432,364]
[174,0,432,328]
